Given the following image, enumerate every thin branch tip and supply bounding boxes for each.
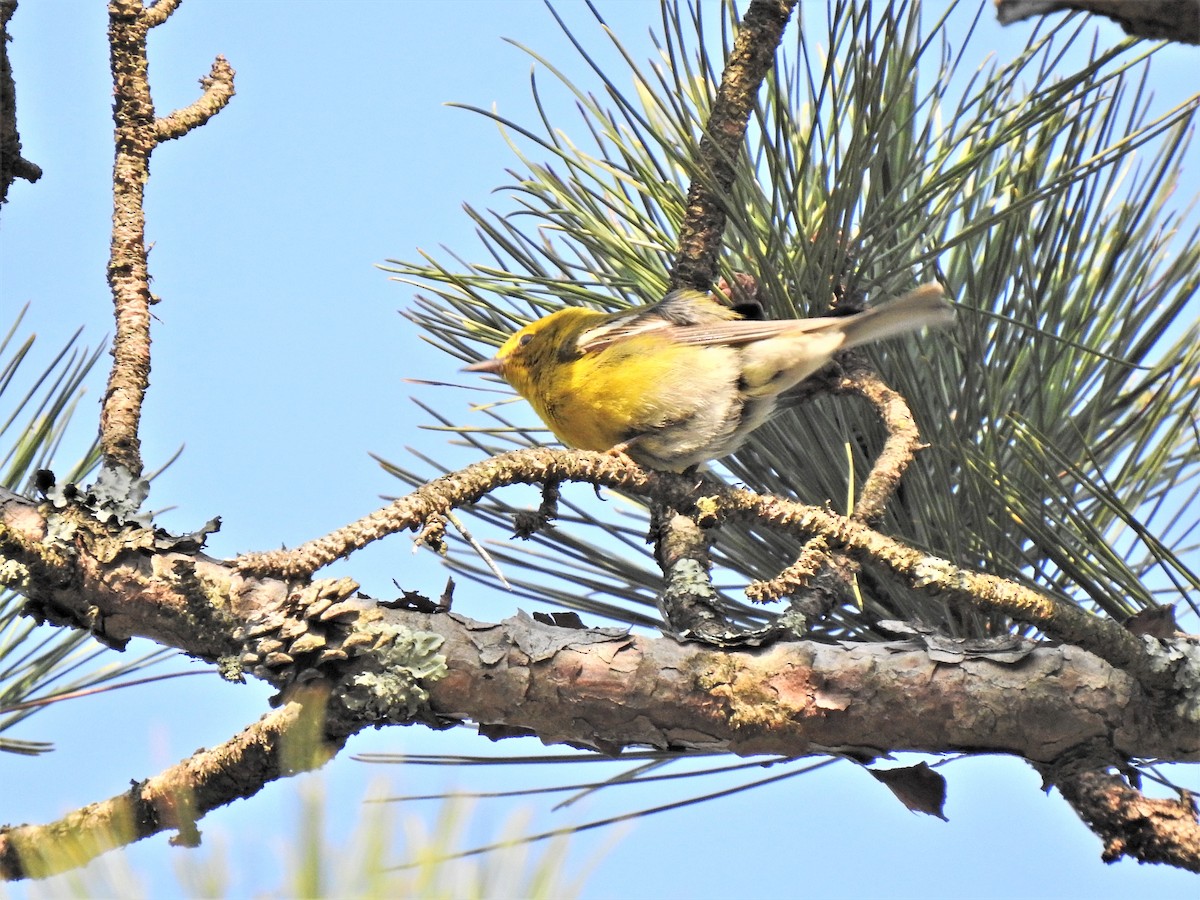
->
[142,0,182,29]
[155,55,236,142]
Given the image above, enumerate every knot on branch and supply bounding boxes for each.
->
[512,479,561,538]
[413,514,448,553]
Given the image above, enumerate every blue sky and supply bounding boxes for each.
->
[2,1,1198,897]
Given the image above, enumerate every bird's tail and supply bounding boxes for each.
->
[839,283,956,348]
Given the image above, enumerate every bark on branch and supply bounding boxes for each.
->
[1056,771,1200,871]
[668,0,799,292]
[1,0,43,206]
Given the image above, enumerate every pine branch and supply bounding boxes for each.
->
[0,686,346,880]
[996,0,1200,44]
[2,474,1199,874]
[102,0,234,480]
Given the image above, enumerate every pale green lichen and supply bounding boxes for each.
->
[0,559,31,592]
[42,512,78,546]
[1140,635,1200,725]
[217,655,246,683]
[341,621,448,721]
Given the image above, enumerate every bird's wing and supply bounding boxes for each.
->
[660,318,844,347]
[574,290,731,353]
[577,289,842,354]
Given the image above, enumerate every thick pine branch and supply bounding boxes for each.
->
[1,480,1198,874]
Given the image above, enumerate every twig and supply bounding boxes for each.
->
[0,0,44,204]
[667,0,799,292]
[746,361,925,603]
[156,55,236,141]
[233,448,647,578]
[101,0,235,478]
[230,446,1152,678]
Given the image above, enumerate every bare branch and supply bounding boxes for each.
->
[102,0,159,476]
[101,0,235,478]
[2,598,1195,881]
[142,0,181,30]
[839,365,926,523]
[155,55,236,142]
[668,0,799,292]
[0,0,44,207]
[747,362,925,604]
[0,686,349,880]
[424,612,1194,763]
[233,448,652,578]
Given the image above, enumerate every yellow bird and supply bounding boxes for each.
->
[465,284,954,471]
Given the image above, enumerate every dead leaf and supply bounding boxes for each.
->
[533,611,586,629]
[870,762,948,820]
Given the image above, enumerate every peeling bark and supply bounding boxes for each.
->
[427,609,1197,763]
[1057,771,1200,871]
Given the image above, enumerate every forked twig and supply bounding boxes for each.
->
[102,0,234,478]
[747,360,926,603]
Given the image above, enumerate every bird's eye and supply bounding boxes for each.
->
[518,333,533,347]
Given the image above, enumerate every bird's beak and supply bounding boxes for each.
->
[462,356,505,376]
